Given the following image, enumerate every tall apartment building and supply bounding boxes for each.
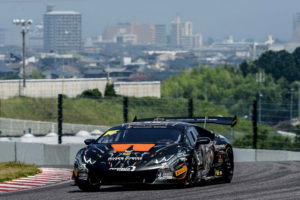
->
[133,23,155,44]
[180,21,193,48]
[43,6,82,53]
[170,16,181,46]
[155,24,167,45]
[170,16,194,48]
[193,34,203,49]
[293,12,300,42]
[0,29,5,46]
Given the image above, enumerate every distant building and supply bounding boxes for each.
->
[103,23,155,44]
[0,29,5,46]
[193,34,203,49]
[116,34,137,44]
[29,23,43,48]
[169,16,194,49]
[43,6,82,53]
[155,24,167,45]
[293,12,300,42]
[103,23,132,42]
[133,23,155,44]
[182,21,193,37]
[170,16,181,46]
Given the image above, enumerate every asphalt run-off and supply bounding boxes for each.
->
[1,162,300,200]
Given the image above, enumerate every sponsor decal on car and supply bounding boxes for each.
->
[104,130,119,136]
[109,166,136,171]
[108,157,143,161]
[83,155,96,164]
[175,165,187,176]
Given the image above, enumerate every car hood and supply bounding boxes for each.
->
[82,143,182,170]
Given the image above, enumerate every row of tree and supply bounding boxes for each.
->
[78,83,116,98]
[240,47,300,83]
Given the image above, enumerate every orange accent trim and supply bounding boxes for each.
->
[111,144,132,152]
[111,144,155,152]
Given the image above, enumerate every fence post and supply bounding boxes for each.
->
[253,100,258,150]
[188,98,193,117]
[58,94,63,144]
[123,97,128,123]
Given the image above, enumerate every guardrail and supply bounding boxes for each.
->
[1,142,300,166]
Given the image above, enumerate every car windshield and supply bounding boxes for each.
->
[97,128,182,144]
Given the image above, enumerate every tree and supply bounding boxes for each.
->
[254,50,298,82]
[28,70,45,79]
[78,89,102,98]
[104,83,117,97]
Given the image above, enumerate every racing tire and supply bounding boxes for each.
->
[183,157,197,187]
[77,179,101,192]
[222,147,234,183]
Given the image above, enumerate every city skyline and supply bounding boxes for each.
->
[0,0,300,45]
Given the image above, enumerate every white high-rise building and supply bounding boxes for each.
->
[155,24,167,45]
[293,12,300,42]
[193,34,203,49]
[43,6,82,53]
[182,21,193,36]
[170,16,194,48]
[0,29,5,46]
[170,16,181,46]
[181,21,193,49]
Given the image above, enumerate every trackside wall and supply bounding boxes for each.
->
[1,142,300,166]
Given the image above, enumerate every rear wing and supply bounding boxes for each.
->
[133,116,238,127]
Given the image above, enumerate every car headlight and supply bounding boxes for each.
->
[83,155,96,164]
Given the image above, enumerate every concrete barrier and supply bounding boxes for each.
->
[256,149,289,162]
[44,144,70,165]
[0,142,15,162]
[233,148,256,162]
[16,142,44,165]
[1,141,300,165]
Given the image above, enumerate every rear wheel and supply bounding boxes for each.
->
[77,178,101,192]
[222,147,234,183]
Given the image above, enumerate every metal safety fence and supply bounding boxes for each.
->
[0,95,300,151]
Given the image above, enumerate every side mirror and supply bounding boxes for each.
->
[84,139,96,145]
[195,137,211,148]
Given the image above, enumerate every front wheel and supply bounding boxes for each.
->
[183,157,197,186]
[222,147,234,183]
[77,179,101,192]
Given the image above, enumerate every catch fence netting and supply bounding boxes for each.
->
[0,96,300,150]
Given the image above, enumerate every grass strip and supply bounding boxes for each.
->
[0,162,41,182]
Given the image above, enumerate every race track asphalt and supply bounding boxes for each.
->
[1,162,300,200]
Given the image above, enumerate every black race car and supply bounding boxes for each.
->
[72,116,237,191]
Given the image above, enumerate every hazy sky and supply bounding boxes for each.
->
[0,0,300,45]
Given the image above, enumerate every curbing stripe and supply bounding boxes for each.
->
[0,168,72,193]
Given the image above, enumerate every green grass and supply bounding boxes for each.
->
[0,96,264,135]
[0,162,41,182]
